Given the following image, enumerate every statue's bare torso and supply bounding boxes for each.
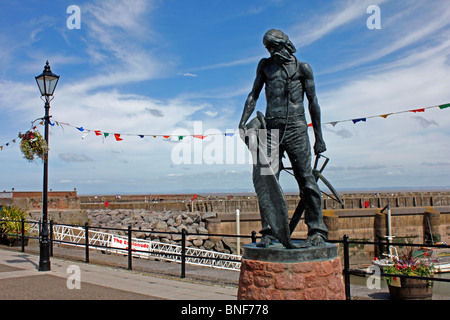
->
[262,58,305,119]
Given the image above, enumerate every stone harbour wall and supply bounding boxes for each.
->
[0,191,80,211]
[86,209,240,254]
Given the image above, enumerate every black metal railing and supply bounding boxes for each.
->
[1,218,449,300]
[0,218,40,252]
[49,220,255,277]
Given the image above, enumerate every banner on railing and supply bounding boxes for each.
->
[110,236,151,254]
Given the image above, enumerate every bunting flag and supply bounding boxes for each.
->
[352,118,366,124]
[1,102,449,151]
[329,121,338,127]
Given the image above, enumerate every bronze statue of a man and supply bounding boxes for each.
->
[239,29,328,248]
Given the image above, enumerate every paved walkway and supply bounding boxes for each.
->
[0,248,237,300]
[1,244,447,301]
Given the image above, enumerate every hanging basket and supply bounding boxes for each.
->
[19,130,48,162]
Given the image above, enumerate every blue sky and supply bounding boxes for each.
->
[1,0,449,195]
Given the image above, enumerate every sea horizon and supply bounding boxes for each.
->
[76,186,450,197]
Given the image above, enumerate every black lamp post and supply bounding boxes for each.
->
[35,61,59,271]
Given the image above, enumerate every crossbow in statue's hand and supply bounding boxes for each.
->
[284,153,343,234]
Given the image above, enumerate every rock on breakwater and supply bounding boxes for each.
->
[86,209,240,254]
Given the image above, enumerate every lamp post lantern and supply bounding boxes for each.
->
[35,61,59,271]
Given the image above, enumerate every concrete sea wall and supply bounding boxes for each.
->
[2,190,449,265]
[209,206,450,264]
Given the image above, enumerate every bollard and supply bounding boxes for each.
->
[251,231,257,244]
[374,211,388,257]
[323,211,339,241]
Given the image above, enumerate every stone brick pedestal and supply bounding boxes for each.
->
[237,241,345,300]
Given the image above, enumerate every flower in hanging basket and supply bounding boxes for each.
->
[19,130,48,162]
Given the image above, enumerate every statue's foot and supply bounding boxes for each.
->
[284,241,297,249]
[298,233,326,248]
[256,235,273,248]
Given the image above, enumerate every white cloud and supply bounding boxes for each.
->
[289,0,391,48]
[203,110,218,117]
[178,73,198,77]
[192,55,264,72]
[321,2,450,74]
[74,0,167,91]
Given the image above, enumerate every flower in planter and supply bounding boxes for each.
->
[383,248,435,286]
[0,206,30,245]
[19,130,48,162]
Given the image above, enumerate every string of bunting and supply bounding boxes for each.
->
[53,120,234,142]
[318,102,450,127]
[1,102,449,150]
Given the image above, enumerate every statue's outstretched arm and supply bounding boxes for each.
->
[302,62,326,155]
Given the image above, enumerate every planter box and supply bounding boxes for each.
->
[1,236,29,247]
[388,277,433,300]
